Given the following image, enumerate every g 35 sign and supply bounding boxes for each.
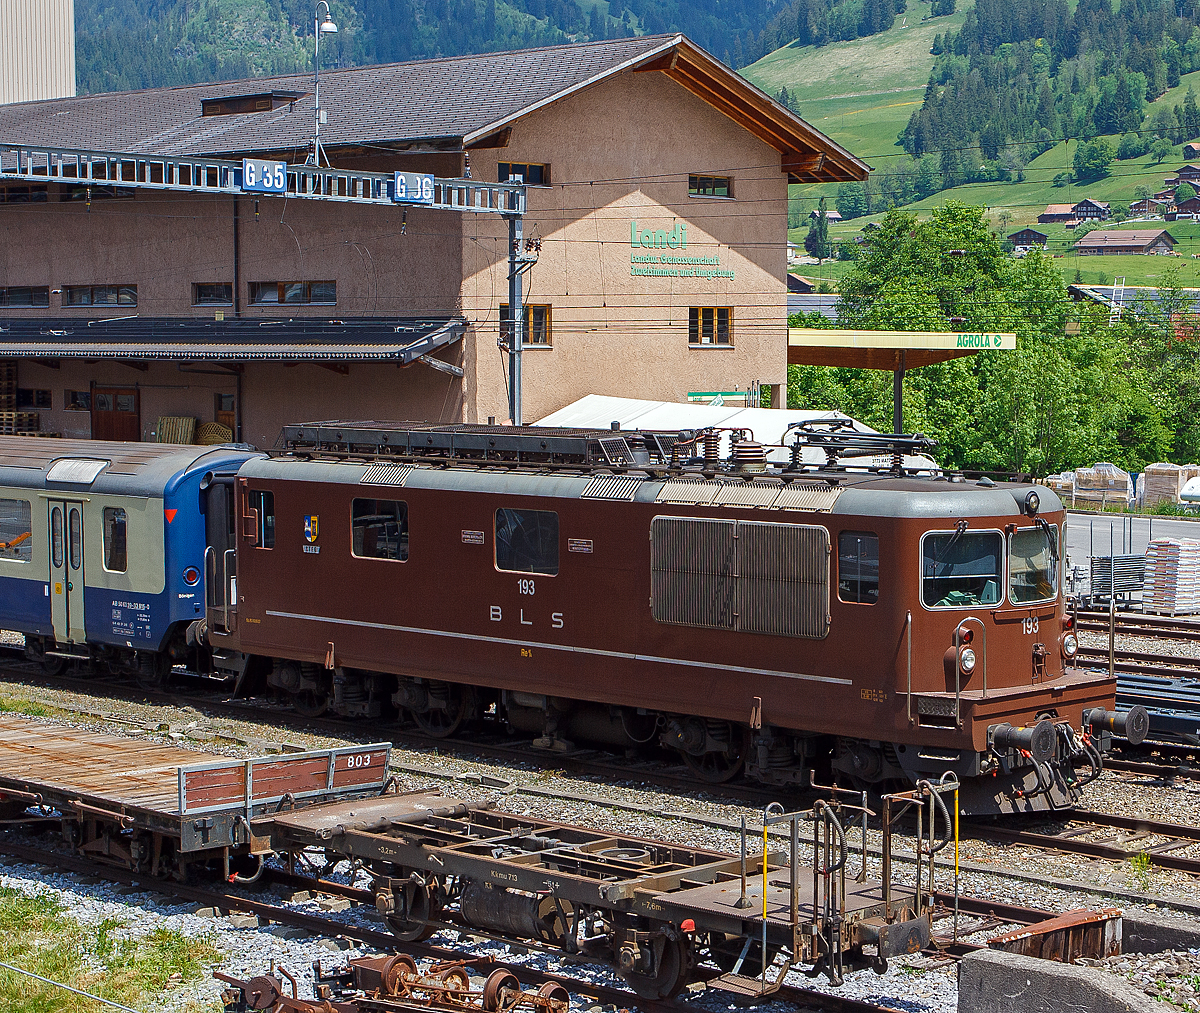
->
[393,172,435,204]
[242,159,287,193]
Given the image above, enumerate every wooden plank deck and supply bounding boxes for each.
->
[0,715,190,817]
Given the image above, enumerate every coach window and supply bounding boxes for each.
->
[103,507,127,573]
[495,508,559,575]
[249,490,275,548]
[51,507,63,568]
[921,530,1003,608]
[352,499,409,561]
[0,499,32,562]
[838,532,878,604]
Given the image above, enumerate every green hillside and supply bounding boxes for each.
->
[742,0,966,158]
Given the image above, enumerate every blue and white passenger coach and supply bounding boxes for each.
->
[0,438,261,681]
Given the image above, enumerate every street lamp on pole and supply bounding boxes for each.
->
[308,1,338,167]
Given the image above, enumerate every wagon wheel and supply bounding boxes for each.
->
[381,954,417,996]
[289,688,329,718]
[680,722,745,784]
[482,970,522,1012]
[538,980,571,1006]
[411,682,469,738]
[620,934,691,1000]
[135,653,172,691]
[385,877,441,942]
[437,966,472,1004]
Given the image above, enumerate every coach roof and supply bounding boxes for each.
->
[0,35,868,183]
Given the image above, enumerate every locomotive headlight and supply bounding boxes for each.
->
[959,647,977,674]
[1024,490,1040,517]
[1062,633,1078,658]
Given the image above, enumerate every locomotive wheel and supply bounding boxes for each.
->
[482,970,522,1012]
[289,688,329,718]
[680,722,745,784]
[411,682,469,738]
[385,877,441,942]
[135,653,171,691]
[620,934,691,1000]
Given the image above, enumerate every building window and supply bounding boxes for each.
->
[65,185,134,201]
[0,499,32,562]
[193,283,233,305]
[0,287,49,308]
[249,281,336,305]
[248,490,275,548]
[16,389,51,409]
[838,532,879,604]
[66,391,91,411]
[498,162,549,185]
[499,304,551,346]
[689,307,732,345]
[495,508,559,575]
[0,186,47,204]
[103,507,127,573]
[352,499,409,561]
[63,285,137,307]
[689,175,732,198]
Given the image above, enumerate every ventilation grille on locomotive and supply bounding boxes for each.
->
[580,475,644,501]
[360,463,414,486]
[650,516,830,639]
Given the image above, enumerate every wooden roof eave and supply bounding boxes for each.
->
[633,42,869,183]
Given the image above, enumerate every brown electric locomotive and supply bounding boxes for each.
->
[195,420,1146,816]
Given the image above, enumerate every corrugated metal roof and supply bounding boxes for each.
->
[1074,230,1175,247]
[0,36,869,183]
[0,315,463,362]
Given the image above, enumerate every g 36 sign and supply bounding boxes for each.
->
[394,172,435,204]
[241,159,287,193]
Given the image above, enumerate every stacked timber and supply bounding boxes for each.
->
[1143,538,1200,615]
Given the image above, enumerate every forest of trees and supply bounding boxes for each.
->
[73,0,795,94]
[824,0,1200,215]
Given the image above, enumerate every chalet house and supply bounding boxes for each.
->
[809,208,842,222]
[1038,203,1076,223]
[1131,197,1169,216]
[1073,229,1177,255]
[1071,198,1110,220]
[1186,143,1200,159]
[1177,164,1200,181]
[1167,197,1200,220]
[1008,228,1048,250]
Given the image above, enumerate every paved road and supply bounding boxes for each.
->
[1064,510,1200,567]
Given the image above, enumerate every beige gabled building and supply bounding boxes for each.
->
[0,35,866,446]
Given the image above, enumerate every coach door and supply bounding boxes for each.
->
[48,501,86,644]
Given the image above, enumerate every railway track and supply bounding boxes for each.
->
[0,831,922,1013]
[966,809,1200,876]
[1076,611,1200,641]
[1076,644,1200,680]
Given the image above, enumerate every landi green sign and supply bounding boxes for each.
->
[629,220,734,281]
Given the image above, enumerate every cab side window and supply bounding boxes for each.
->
[495,508,558,575]
[352,499,409,561]
[249,490,275,548]
[838,531,879,604]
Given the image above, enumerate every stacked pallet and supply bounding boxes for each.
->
[0,412,39,435]
[1143,538,1200,615]
[1073,462,1133,509]
[0,362,15,412]
[1141,462,1200,507]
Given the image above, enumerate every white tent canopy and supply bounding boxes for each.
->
[536,394,936,469]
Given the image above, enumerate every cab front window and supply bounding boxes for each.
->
[1009,525,1058,604]
[921,530,1003,608]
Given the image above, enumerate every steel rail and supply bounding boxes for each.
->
[0,835,901,1013]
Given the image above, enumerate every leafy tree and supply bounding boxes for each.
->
[1072,138,1115,181]
[1134,185,1152,200]
[1111,202,1130,222]
[1052,172,1072,187]
[1176,182,1197,203]
[1117,133,1148,160]
[1152,137,1175,163]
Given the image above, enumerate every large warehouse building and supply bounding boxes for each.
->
[0,35,866,446]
